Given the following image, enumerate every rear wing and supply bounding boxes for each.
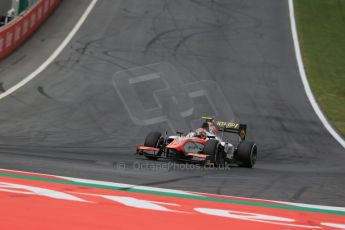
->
[215,121,247,140]
[201,116,214,122]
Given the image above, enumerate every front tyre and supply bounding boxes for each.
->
[204,139,226,167]
[236,141,257,168]
[144,131,162,160]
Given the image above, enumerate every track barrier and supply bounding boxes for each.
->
[0,0,61,59]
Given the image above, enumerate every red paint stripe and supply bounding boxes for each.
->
[0,172,344,229]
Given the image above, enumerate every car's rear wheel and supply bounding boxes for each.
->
[236,141,257,168]
[144,131,162,160]
[204,139,225,167]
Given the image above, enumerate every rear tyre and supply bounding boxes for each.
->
[204,139,225,167]
[236,141,257,168]
[144,131,162,160]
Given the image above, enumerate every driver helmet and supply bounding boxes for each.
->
[195,128,207,139]
[208,122,218,134]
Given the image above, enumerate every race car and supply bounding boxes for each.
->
[136,117,258,168]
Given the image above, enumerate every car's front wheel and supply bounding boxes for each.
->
[144,131,162,160]
[204,139,226,167]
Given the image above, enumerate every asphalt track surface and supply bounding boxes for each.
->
[0,0,344,206]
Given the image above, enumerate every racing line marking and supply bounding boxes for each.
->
[0,0,98,100]
[288,0,345,149]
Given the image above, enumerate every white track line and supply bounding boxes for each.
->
[288,0,345,149]
[0,0,98,100]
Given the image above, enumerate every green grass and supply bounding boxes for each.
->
[294,0,345,136]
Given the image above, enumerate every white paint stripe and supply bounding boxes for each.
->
[0,0,98,100]
[288,0,345,149]
[58,176,203,197]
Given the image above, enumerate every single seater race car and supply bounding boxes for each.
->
[136,117,258,168]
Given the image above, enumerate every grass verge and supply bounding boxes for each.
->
[294,0,345,136]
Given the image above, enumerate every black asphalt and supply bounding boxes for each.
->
[0,0,344,206]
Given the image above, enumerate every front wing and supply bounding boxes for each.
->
[136,146,211,163]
